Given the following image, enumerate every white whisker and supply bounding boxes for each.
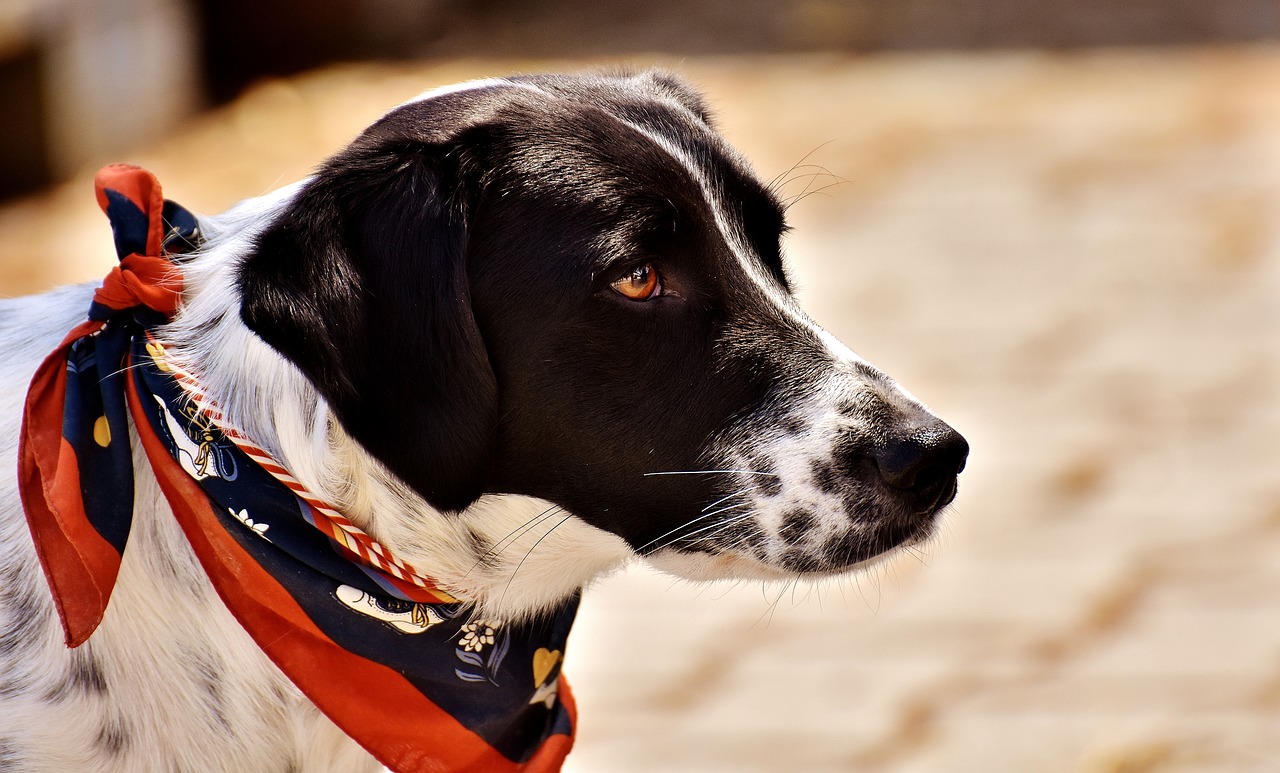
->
[498,514,575,611]
[463,505,560,578]
[655,509,755,552]
[643,469,778,477]
[637,497,753,553]
[701,489,749,513]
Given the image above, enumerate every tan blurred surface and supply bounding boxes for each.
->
[3,48,1279,771]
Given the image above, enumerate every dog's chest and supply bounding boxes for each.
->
[78,451,382,771]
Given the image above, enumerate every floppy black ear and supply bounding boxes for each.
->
[238,130,497,513]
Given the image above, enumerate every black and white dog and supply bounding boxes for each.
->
[0,71,966,770]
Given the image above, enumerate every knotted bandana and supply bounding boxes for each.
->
[19,165,577,772]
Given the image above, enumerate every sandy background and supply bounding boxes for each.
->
[2,48,1279,771]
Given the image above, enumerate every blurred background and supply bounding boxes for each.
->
[3,2,1280,771]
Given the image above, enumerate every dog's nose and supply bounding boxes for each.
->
[873,421,969,511]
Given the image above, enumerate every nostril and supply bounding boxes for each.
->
[874,424,969,501]
[875,441,928,490]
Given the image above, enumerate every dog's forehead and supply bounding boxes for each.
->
[385,75,775,205]
[371,74,791,287]
[394,72,709,135]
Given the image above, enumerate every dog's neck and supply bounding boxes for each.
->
[156,187,633,622]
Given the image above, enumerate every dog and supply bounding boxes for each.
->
[0,71,967,771]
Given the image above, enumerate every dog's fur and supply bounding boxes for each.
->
[0,71,967,770]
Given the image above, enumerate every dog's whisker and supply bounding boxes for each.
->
[498,513,575,610]
[902,543,929,566]
[775,154,847,197]
[710,578,746,601]
[677,504,756,540]
[701,488,751,513]
[775,158,849,212]
[102,357,158,382]
[650,508,756,553]
[852,566,883,615]
[767,140,836,190]
[777,167,843,194]
[716,521,767,553]
[753,578,796,629]
[636,499,754,554]
[784,180,847,212]
[673,511,757,548]
[634,495,749,552]
[463,505,562,577]
[643,469,779,477]
[484,505,560,558]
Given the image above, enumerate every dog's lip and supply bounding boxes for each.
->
[915,476,959,515]
[646,548,890,582]
[645,514,941,581]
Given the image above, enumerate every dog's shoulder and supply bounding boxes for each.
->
[0,283,99,477]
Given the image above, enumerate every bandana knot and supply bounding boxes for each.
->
[85,163,197,320]
[93,254,183,315]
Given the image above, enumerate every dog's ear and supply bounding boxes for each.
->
[239,100,499,513]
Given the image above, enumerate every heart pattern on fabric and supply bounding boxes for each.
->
[533,648,562,687]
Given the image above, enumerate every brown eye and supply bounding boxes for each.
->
[610,263,661,301]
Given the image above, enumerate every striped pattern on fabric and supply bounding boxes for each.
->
[158,340,459,605]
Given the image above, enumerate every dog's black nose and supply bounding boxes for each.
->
[874,422,969,511]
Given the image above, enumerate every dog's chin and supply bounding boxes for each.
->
[644,520,938,583]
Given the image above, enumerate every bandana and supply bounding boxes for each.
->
[19,165,577,773]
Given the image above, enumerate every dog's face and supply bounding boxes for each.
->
[239,72,967,584]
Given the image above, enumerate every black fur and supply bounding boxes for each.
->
[94,713,131,757]
[43,646,107,703]
[0,736,25,772]
[241,93,500,513]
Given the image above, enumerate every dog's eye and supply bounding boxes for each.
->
[610,263,662,301]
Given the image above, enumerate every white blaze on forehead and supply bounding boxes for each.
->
[397,77,508,108]
[395,77,550,111]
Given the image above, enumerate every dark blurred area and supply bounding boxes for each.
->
[193,0,1280,100]
[2,0,1278,199]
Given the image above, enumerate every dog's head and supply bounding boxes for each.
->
[237,71,967,587]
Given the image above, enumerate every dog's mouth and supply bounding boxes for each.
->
[923,473,960,515]
[644,519,937,582]
[641,487,953,582]
[637,394,969,582]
